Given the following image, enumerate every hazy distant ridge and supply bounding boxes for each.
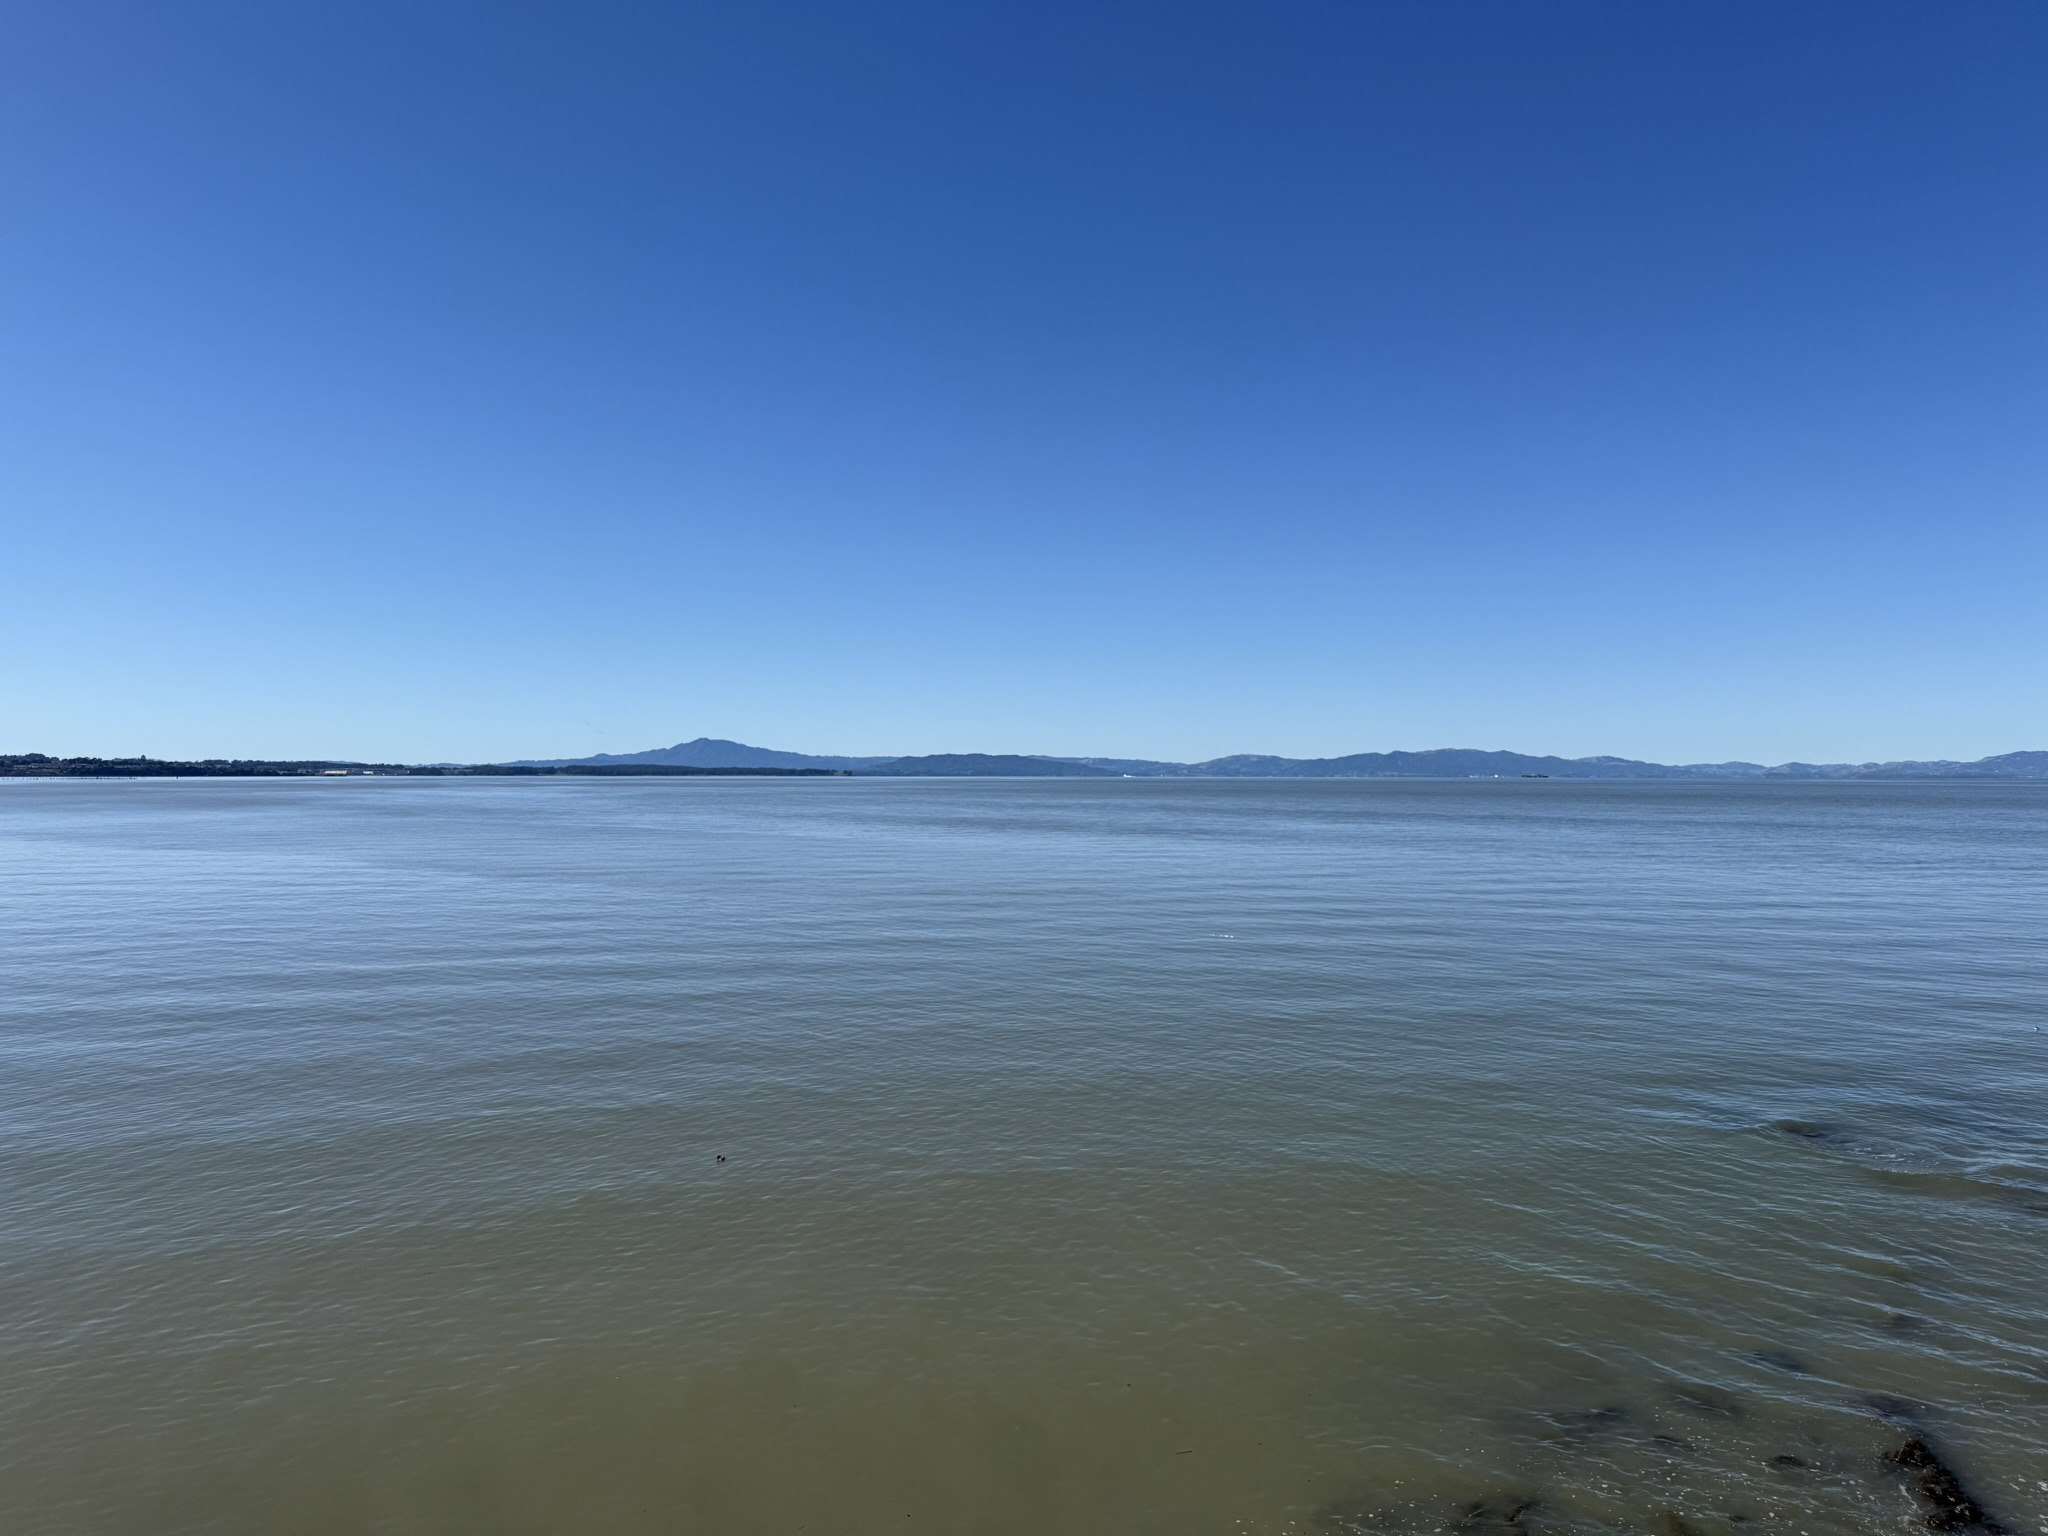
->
[528,740,2048,780]
[1057,748,2048,779]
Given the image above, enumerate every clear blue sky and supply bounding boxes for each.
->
[2,1,2042,765]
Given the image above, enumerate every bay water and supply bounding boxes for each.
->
[2,777,2044,1535]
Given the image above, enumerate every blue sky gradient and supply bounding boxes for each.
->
[3,0,2043,763]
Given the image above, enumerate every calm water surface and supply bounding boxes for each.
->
[1,777,2044,1535]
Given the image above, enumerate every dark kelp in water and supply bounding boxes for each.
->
[1888,1437,2007,1534]
[1866,1394,1923,1425]
[1772,1119,1850,1145]
[1458,1499,1543,1530]
[1547,1405,1630,1440]
[1319,1493,1552,1536]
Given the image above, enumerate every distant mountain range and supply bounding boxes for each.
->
[517,738,2048,780]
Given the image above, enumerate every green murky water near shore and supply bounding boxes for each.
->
[2,777,2044,1535]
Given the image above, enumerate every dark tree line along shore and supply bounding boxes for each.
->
[0,756,846,779]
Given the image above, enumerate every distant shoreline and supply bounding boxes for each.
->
[5,749,2047,783]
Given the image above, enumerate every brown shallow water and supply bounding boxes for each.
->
[1,776,2044,1535]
